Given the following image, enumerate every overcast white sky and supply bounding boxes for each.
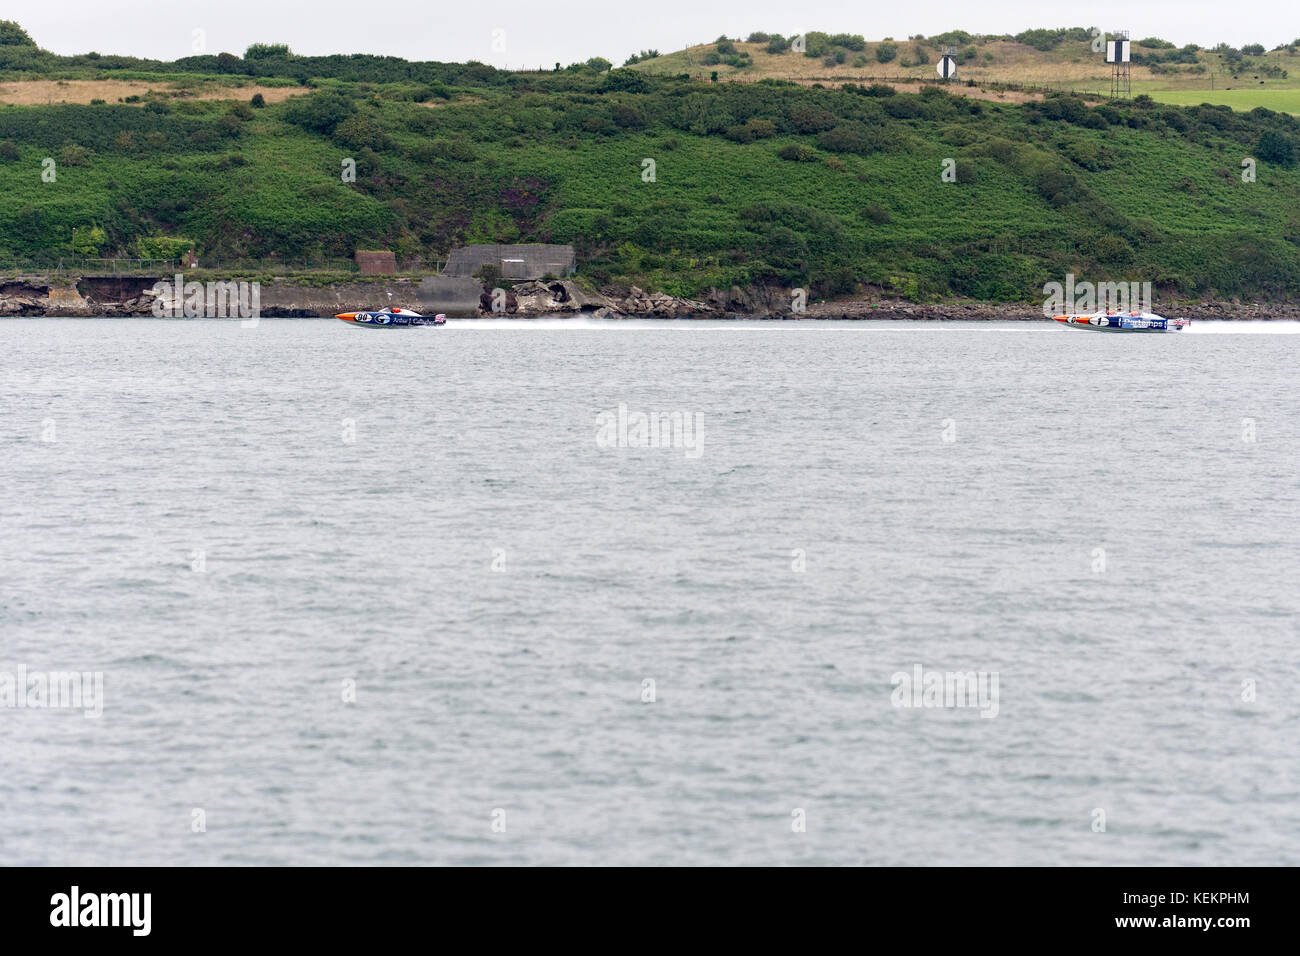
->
[14,1,1300,68]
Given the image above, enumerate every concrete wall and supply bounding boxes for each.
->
[444,243,576,279]
[417,275,483,314]
[250,277,483,316]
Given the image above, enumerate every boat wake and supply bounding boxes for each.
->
[1184,320,1300,334]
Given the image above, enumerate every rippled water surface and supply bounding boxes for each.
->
[2,318,1297,865]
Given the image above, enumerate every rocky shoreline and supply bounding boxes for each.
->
[3,274,1299,320]
[510,282,1300,321]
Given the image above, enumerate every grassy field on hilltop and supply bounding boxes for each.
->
[3,20,1300,303]
[629,29,1300,111]
[1145,89,1300,113]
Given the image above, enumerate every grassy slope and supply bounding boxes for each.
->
[1146,89,1300,112]
[2,30,1300,302]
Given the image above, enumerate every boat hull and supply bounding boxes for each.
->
[336,311,446,328]
[1053,313,1188,333]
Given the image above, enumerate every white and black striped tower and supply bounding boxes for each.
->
[1105,29,1131,98]
[937,46,957,82]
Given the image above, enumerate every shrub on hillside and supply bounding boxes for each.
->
[283,90,355,134]
[430,138,475,161]
[1087,234,1135,263]
[1257,130,1297,166]
[413,83,450,101]
[876,42,898,63]
[603,68,650,92]
[1034,163,1085,206]
[245,43,291,60]
[929,30,974,47]
[776,143,818,162]
[611,103,645,128]
[135,236,195,260]
[59,144,91,166]
[1030,95,1090,124]
[802,32,831,58]
[860,204,891,223]
[817,122,890,155]
[676,93,734,134]
[1014,29,1068,51]
[725,118,776,142]
[787,103,836,132]
[881,95,926,119]
[334,114,392,152]
[830,34,866,51]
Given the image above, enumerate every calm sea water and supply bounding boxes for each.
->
[2,317,1297,866]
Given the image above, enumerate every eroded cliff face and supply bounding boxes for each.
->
[0,280,55,316]
[0,275,485,317]
[0,277,158,316]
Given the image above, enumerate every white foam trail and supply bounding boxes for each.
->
[1185,321,1300,334]
[447,318,1300,333]
[448,318,1046,331]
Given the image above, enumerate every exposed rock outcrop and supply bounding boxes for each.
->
[481,279,621,315]
[0,280,51,316]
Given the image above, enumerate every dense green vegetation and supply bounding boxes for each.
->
[3,19,1300,301]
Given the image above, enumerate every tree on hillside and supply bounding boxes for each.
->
[245,43,291,60]
[72,226,107,255]
[1257,130,1297,166]
[0,20,36,46]
[1014,29,1068,51]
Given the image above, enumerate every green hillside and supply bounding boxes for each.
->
[2,20,1300,302]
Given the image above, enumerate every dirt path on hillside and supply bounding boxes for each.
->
[0,79,305,106]
[730,74,1050,104]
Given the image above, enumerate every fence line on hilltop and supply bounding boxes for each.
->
[0,257,448,277]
